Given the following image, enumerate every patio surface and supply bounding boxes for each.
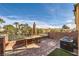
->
[5,38,60,56]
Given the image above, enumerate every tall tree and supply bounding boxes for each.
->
[19,23,32,36]
[14,22,19,35]
[14,22,19,28]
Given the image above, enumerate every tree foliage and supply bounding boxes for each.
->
[37,28,43,34]
[3,25,15,33]
[0,18,5,24]
[62,25,70,29]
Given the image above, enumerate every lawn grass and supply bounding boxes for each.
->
[48,48,76,56]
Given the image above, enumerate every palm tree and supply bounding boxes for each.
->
[20,23,28,35]
[0,18,5,28]
[24,23,32,35]
[19,23,32,36]
[19,24,24,29]
[14,22,19,29]
[14,22,19,35]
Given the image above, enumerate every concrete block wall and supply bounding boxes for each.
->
[48,31,77,40]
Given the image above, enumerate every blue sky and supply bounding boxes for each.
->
[0,3,76,29]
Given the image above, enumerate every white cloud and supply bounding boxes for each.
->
[64,18,76,29]
[6,16,18,18]
[66,20,73,23]
[66,23,76,29]
[0,16,26,26]
[0,16,63,29]
[0,16,76,29]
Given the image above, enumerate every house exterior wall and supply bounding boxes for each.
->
[73,4,79,55]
